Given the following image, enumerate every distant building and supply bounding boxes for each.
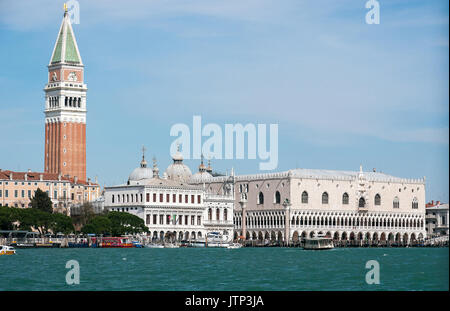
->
[0,169,100,215]
[425,201,449,237]
[104,150,234,242]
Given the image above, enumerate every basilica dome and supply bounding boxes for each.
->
[165,148,192,183]
[128,153,153,182]
[190,157,212,183]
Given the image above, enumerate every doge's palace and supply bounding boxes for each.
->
[196,165,426,245]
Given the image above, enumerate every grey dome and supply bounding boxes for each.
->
[165,148,192,182]
[128,167,153,181]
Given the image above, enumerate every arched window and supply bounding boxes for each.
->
[274,191,281,204]
[112,195,115,203]
[258,192,264,204]
[374,194,381,206]
[208,208,212,220]
[322,192,329,204]
[216,208,220,220]
[359,197,366,208]
[342,193,349,205]
[301,191,308,204]
[224,209,228,221]
[412,197,418,209]
[393,196,400,209]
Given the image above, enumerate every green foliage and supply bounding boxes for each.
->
[0,206,14,230]
[30,188,53,213]
[81,216,111,235]
[0,206,74,234]
[107,211,149,236]
[48,213,74,234]
[81,211,148,236]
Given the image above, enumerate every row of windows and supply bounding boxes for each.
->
[0,189,70,200]
[47,96,82,108]
[145,214,202,226]
[0,181,69,186]
[112,193,202,205]
[207,208,228,221]
[255,191,420,209]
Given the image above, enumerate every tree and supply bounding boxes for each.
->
[107,211,148,236]
[0,206,14,230]
[30,188,53,214]
[49,213,74,235]
[81,216,111,235]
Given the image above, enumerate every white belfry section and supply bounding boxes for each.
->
[44,9,87,124]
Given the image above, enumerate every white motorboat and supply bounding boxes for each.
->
[227,243,243,249]
[164,243,180,248]
[144,243,164,248]
[206,232,230,248]
[302,233,334,250]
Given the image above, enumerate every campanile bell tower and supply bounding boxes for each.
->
[44,5,87,181]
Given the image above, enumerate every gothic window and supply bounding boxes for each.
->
[359,197,366,208]
[216,208,220,220]
[375,194,381,206]
[412,197,418,209]
[322,192,329,204]
[224,209,228,221]
[208,208,212,220]
[65,97,68,107]
[275,191,281,204]
[258,192,264,205]
[342,192,349,205]
[393,196,400,209]
[301,191,308,204]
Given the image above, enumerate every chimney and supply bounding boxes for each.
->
[431,200,434,205]
[88,177,91,185]
[10,173,13,180]
[39,174,43,181]
[28,169,31,173]
[437,201,440,206]
[74,176,78,184]
[58,173,62,181]
[24,173,27,181]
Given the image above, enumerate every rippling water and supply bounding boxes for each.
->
[0,247,448,291]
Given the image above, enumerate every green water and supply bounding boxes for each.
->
[0,247,448,291]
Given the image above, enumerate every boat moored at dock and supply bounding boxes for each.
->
[0,245,16,255]
[303,233,334,250]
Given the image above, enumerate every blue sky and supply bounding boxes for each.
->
[0,0,448,202]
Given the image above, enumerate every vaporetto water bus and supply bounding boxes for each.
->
[303,233,334,250]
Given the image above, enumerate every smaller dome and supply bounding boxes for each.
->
[128,146,153,181]
[128,167,153,181]
[190,171,212,183]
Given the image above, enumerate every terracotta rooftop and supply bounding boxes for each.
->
[0,169,98,186]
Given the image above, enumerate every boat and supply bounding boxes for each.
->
[164,243,180,248]
[132,241,144,248]
[144,243,164,248]
[91,237,134,248]
[302,233,334,250]
[0,245,16,255]
[205,232,230,248]
[227,243,243,249]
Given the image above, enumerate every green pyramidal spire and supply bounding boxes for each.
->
[50,10,82,65]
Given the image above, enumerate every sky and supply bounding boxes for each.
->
[0,0,448,202]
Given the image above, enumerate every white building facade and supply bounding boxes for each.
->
[200,166,427,245]
[104,151,234,242]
